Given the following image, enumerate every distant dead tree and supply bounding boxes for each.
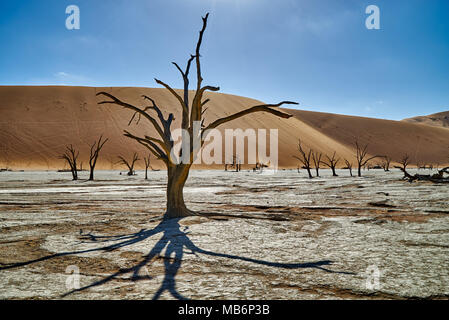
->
[418,163,432,170]
[323,151,340,176]
[117,153,140,176]
[395,153,449,183]
[354,140,379,177]
[394,154,410,179]
[293,139,313,179]
[416,160,422,170]
[253,161,269,172]
[225,156,241,172]
[312,151,323,177]
[344,159,353,177]
[233,156,241,172]
[381,156,391,172]
[88,135,108,181]
[60,145,79,180]
[143,154,152,180]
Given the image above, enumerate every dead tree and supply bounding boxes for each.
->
[253,162,269,172]
[416,161,422,170]
[355,141,379,177]
[323,151,340,176]
[394,154,411,179]
[312,151,322,177]
[143,154,152,180]
[344,159,353,177]
[117,153,140,176]
[395,154,449,183]
[293,139,313,179]
[88,135,108,181]
[228,156,241,172]
[96,13,297,218]
[60,145,79,180]
[381,156,391,172]
[235,157,241,172]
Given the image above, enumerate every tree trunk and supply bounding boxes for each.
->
[331,167,338,176]
[306,168,313,179]
[165,164,194,218]
[358,166,362,177]
[89,168,94,181]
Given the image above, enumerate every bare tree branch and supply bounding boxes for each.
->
[204,101,297,132]
[89,135,108,180]
[96,92,167,144]
[154,78,187,114]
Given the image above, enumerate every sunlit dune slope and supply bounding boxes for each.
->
[0,86,356,170]
[402,111,449,129]
[1,86,447,170]
[284,109,449,166]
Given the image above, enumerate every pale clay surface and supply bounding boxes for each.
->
[0,169,448,299]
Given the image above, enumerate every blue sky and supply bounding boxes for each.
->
[0,0,448,120]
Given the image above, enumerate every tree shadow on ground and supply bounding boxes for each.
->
[0,216,355,299]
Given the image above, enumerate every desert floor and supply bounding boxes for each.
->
[0,169,448,299]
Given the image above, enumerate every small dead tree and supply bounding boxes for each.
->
[394,154,410,179]
[355,141,379,177]
[231,156,241,172]
[143,154,152,180]
[381,156,391,172]
[293,139,313,179]
[118,153,140,176]
[323,151,340,176]
[60,145,79,180]
[312,151,323,177]
[253,162,269,172]
[88,135,108,181]
[344,159,353,177]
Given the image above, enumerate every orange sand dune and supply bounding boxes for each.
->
[0,86,448,170]
[403,111,449,129]
[0,86,355,170]
[285,109,449,166]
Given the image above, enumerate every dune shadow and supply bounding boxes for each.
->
[0,216,355,299]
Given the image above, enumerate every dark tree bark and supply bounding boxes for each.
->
[354,140,379,177]
[323,151,340,176]
[118,153,140,176]
[89,135,108,181]
[394,154,410,179]
[312,152,322,177]
[293,139,313,179]
[96,13,298,218]
[60,145,79,180]
[344,159,353,177]
[144,154,152,180]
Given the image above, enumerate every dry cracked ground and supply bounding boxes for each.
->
[0,169,448,300]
